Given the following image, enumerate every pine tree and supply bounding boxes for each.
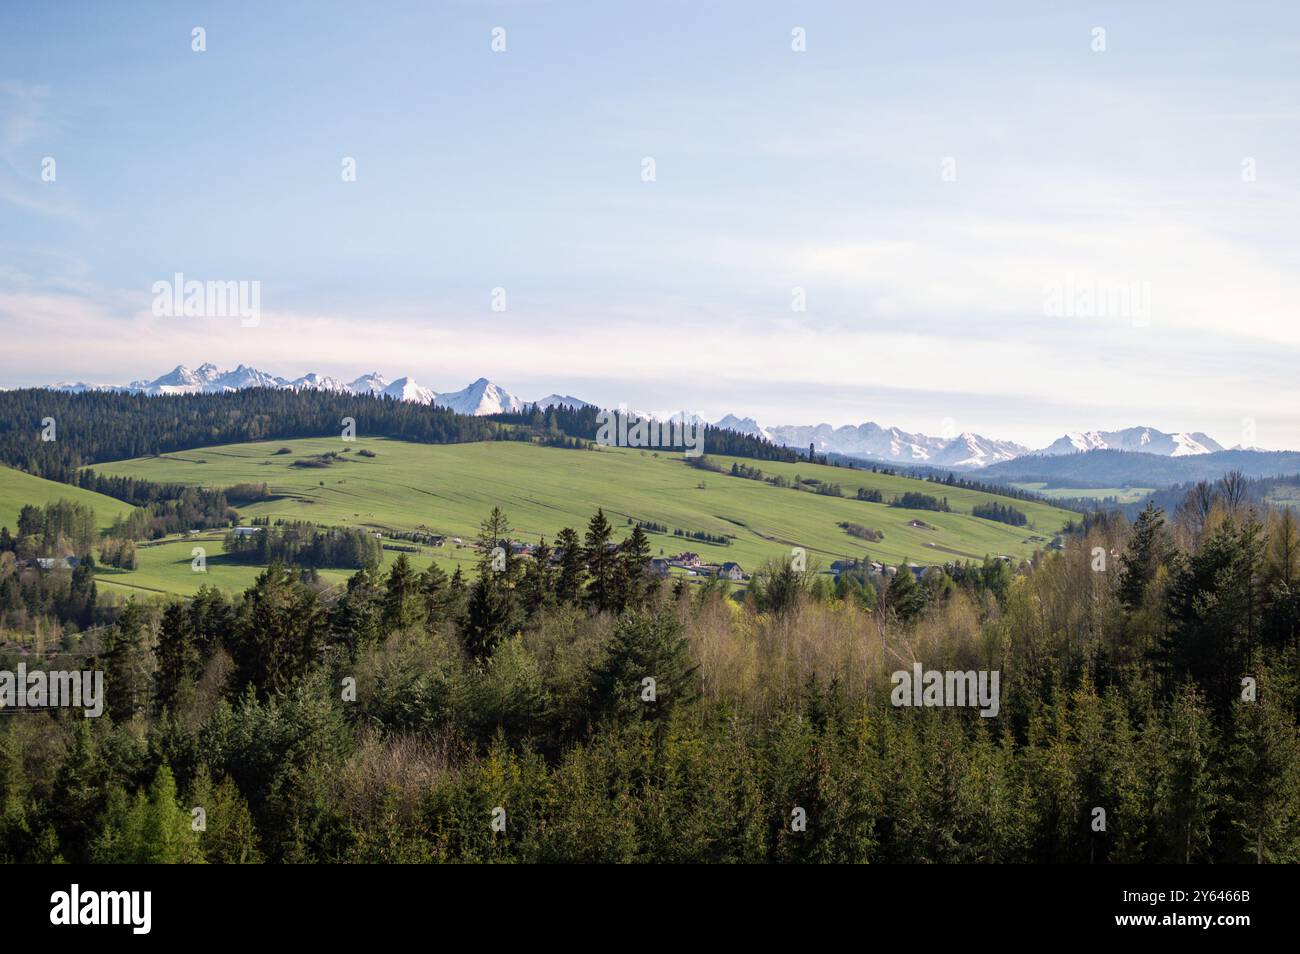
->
[189,764,263,863]
[1223,673,1300,862]
[554,527,586,604]
[583,509,619,613]
[1118,503,1171,610]
[1163,518,1263,714]
[520,537,555,616]
[155,601,199,716]
[417,561,455,630]
[382,552,423,633]
[329,565,384,659]
[232,563,328,695]
[1161,684,1217,863]
[93,765,205,863]
[885,564,926,622]
[588,612,697,725]
[103,597,153,722]
[618,525,652,610]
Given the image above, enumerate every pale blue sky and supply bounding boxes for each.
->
[3,1,1300,448]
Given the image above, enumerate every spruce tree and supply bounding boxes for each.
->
[1224,674,1300,862]
[554,527,586,604]
[619,524,652,610]
[588,612,697,725]
[583,509,619,613]
[1118,503,1171,610]
[382,552,423,633]
[103,597,153,722]
[155,602,199,716]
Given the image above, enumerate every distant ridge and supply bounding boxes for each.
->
[43,363,1254,470]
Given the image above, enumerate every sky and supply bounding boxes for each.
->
[2,0,1300,450]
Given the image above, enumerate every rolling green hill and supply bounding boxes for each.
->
[0,464,136,533]
[85,438,1075,595]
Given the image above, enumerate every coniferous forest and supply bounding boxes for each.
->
[2,481,1297,864]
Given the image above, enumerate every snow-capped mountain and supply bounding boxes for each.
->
[434,378,523,416]
[289,372,350,392]
[382,376,438,404]
[50,364,551,417]
[711,414,765,438]
[42,364,1234,468]
[347,372,389,395]
[1035,427,1224,458]
[212,364,286,391]
[930,432,1031,469]
[746,420,1029,468]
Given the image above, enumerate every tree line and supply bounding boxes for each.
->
[0,485,1297,863]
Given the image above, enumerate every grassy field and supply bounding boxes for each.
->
[84,438,1076,595]
[0,464,136,533]
[1011,482,1155,504]
[92,530,484,599]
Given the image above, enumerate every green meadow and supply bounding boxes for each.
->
[1011,482,1155,504]
[91,530,483,599]
[0,464,135,533]
[83,438,1076,595]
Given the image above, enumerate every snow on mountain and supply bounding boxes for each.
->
[210,364,287,391]
[434,377,523,415]
[289,372,350,392]
[929,432,1030,469]
[145,364,212,394]
[711,414,765,438]
[763,422,944,462]
[382,377,438,404]
[707,417,1028,469]
[347,372,390,395]
[1036,427,1224,458]
[43,365,1232,463]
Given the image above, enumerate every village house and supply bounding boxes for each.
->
[231,527,262,538]
[671,552,703,568]
[717,561,745,582]
[33,556,80,571]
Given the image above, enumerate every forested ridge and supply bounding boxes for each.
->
[0,388,797,488]
[1,476,1298,863]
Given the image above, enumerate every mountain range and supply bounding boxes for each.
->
[47,363,1234,470]
[52,364,596,417]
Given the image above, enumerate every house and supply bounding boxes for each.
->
[649,558,672,578]
[672,552,703,568]
[232,527,262,538]
[718,561,745,582]
[34,556,79,571]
